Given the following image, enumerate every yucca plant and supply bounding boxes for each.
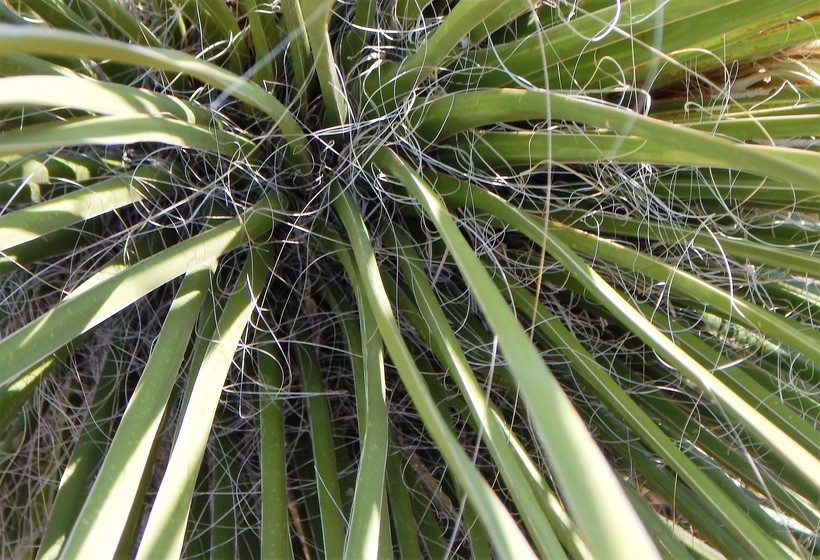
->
[0,0,818,557]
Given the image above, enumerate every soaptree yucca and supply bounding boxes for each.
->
[0,0,818,558]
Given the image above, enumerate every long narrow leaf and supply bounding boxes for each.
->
[0,192,281,388]
[135,246,272,559]
[55,265,213,559]
[372,148,659,560]
[331,182,539,559]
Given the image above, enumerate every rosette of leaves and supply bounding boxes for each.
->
[0,0,818,558]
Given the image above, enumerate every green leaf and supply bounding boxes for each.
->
[135,246,273,559]
[0,193,281,389]
[332,182,540,559]
[53,266,213,559]
[373,148,660,560]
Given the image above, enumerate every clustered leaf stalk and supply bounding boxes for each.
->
[0,1,817,558]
